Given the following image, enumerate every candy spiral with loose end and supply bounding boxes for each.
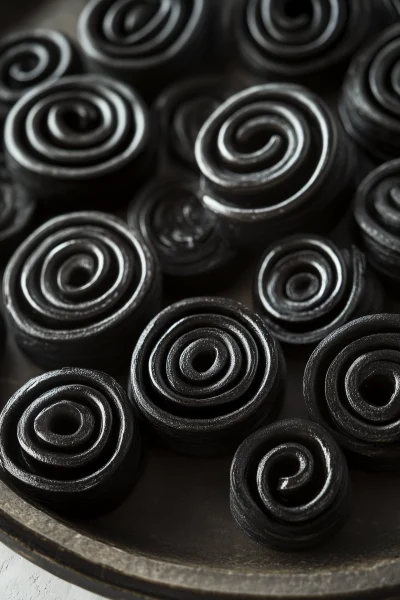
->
[230,419,351,550]
[0,368,142,516]
[0,29,81,122]
[195,84,356,247]
[339,24,400,163]
[127,172,236,285]
[130,297,285,455]
[4,74,153,210]
[304,314,400,470]
[0,181,36,262]
[155,77,229,170]
[354,159,400,292]
[224,0,381,81]
[3,211,161,371]
[253,235,382,346]
[78,0,211,97]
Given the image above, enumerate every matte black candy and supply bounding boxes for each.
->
[155,77,229,171]
[339,24,400,163]
[130,297,285,456]
[0,368,142,516]
[224,0,384,81]
[195,84,356,247]
[3,211,161,371]
[304,314,400,470]
[0,29,81,122]
[4,75,153,211]
[354,159,400,293]
[78,0,212,97]
[253,235,382,346]
[127,172,236,287]
[0,181,36,262]
[230,419,351,551]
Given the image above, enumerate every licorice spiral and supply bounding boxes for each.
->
[0,181,36,262]
[0,29,81,122]
[4,74,153,211]
[339,24,400,163]
[354,159,400,293]
[130,297,285,456]
[155,77,229,170]
[195,84,356,248]
[0,368,142,516]
[230,419,351,551]
[253,235,382,346]
[127,172,236,287]
[304,314,400,470]
[78,0,212,97]
[3,211,161,371]
[224,0,383,81]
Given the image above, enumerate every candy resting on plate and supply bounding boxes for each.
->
[230,418,351,551]
[0,368,143,516]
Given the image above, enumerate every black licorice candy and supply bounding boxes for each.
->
[253,235,382,346]
[304,314,400,470]
[195,84,356,248]
[155,76,230,171]
[127,171,237,290]
[4,74,153,211]
[354,159,400,294]
[339,24,400,163]
[130,297,285,456]
[77,0,214,98]
[0,181,36,263]
[0,368,143,516]
[230,419,351,551]
[223,0,387,82]
[3,211,161,371]
[0,29,81,122]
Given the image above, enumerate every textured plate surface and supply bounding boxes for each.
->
[1,1,400,599]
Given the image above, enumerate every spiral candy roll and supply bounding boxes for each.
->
[230,419,351,551]
[155,77,229,170]
[0,181,36,262]
[224,0,383,81]
[253,235,382,346]
[0,368,142,516]
[354,159,400,293]
[0,29,81,122]
[340,24,400,163]
[4,75,153,210]
[195,84,356,247]
[130,297,285,455]
[127,172,236,287]
[78,0,212,97]
[304,314,400,470]
[3,211,161,371]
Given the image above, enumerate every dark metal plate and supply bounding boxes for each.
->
[1,2,400,599]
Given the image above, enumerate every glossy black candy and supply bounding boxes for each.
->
[195,84,356,248]
[230,419,351,551]
[304,314,400,470]
[130,297,285,456]
[0,29,81,122]
[3,211,161,371]
[339,24,400,163]
[0,181,36,262]
[4,74,153,211]
[224,0,386,82]
[155,77,229,171]
[354,159,400,293]
[127,172,236,288]
[0,368,142,516]
[78,0,213,98]
[253,235,382,346]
